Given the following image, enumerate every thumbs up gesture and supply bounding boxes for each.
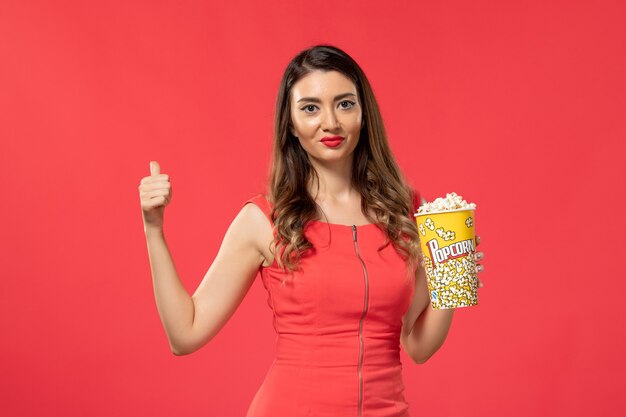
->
[138,161,172,231]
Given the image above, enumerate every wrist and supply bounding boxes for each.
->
[144,225,164,238]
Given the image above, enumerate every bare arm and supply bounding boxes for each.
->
[144,226,195,355]
[145,202,267,356]
[400,263,454,364]
[400,195,455,363]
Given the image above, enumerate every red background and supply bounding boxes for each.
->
[1,1,625,416]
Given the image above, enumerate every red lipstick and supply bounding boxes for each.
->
[320,136,345,148]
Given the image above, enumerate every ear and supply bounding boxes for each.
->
[289,125,298,138]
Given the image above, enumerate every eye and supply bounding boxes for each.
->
[340,100,356,109]
[300,101,356,114]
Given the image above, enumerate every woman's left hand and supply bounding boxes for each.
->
[475,235,485,288]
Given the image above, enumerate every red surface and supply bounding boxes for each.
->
[1,1,624,416]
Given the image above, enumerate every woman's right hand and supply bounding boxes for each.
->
[139,161,172,231]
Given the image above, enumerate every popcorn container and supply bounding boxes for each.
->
[414,208,478,309]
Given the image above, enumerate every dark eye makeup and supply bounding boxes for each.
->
[300,100,356,113]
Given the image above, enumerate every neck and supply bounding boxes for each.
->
[307,156,355,201]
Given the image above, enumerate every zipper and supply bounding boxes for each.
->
[352,225,369,417]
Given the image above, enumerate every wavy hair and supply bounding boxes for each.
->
[263,44,422,278]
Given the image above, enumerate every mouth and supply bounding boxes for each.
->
[320,136,345,148]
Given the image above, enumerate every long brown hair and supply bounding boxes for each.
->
[264,44,421,277]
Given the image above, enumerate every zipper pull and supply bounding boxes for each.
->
[352,224,357,241]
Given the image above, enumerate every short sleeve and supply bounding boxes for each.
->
[243,193,274,226]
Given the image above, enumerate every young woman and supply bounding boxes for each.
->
[139,44,485,417]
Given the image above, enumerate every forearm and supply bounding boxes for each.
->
[404,304,455,363]
[144,227,194,354]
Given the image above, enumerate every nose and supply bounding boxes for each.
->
[321,108,340,131]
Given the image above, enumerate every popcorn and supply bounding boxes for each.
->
[414,191,478,309]
[416,192,476,215]
[436,226,456,241]
[422,256,478,309]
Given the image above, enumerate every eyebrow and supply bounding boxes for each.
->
[296,93,357,103]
